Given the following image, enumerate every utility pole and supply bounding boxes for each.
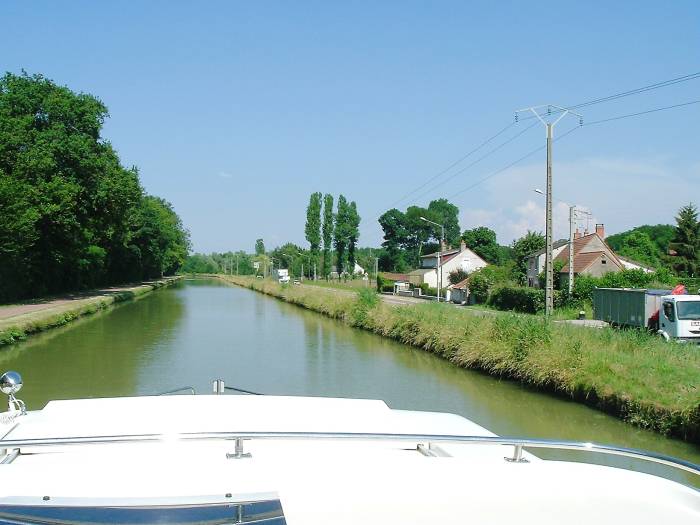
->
[420,217,445,303]
[569,206,575,296]
[516,105,582,316]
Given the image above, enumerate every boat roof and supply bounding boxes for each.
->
[0,395,696,524]
[3,394,496,441]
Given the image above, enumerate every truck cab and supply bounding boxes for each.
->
[658,295,700,343]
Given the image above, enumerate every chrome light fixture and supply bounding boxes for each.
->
[0,371,25,414]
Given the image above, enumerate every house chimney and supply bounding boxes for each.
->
[573,228,581,240]
[584,228,589,236]
[440,239,447,252]
[460,239,466,252]
[595,223,605,239]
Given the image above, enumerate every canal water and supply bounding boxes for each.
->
[4,278,699,486]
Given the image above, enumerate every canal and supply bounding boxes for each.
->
[4,278,699,485]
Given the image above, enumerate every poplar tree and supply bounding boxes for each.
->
[304,192,322,277]
[322,194,334,279]
[334,195,349,276]
[347,201,361,274]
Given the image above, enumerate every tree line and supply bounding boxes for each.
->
[0,72,190,302]
[604,203,699,277]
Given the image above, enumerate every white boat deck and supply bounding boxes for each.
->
[0,395,696,524]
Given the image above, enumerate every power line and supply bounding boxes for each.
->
[583,99,700,126]
[406,120,539,204]
[449,97,700,198]
[375,70,700,222]
[570,71,700,110]
[385,121,516,209]
[449,126,581,200]
[518,70,700,122]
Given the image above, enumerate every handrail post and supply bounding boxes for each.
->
[505,444,529,463]
[226,438,251,459]
[212,379,225,395]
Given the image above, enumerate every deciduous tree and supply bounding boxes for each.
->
[512,231,545,284]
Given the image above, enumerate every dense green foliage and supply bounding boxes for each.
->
[0,72,189,301]
[511,231,545,284]
[462,226,511,264]
[346,201,361,272]
[427,198,460,246]
[255,238,265,256]
[606,224,675,269]
[330,194,361,275]
[304,192,322,274]
[448,268,469,285]
[488,286,564,314]
[378,199,462,271]
[322,194,334,278]
[669,203,699,277]
[333,195,350,273]
[182,251,255,275]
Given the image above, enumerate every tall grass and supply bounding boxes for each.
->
[221,275,700,442]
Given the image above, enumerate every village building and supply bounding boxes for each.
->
[408,240,488,289]
[447,277,470,304]
[525,224,652,287]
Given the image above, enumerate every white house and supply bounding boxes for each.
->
[617,256,654,273]
[408,240,488,289]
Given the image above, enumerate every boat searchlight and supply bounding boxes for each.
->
[0,371,25,415]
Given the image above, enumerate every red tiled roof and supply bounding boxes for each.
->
[555,233,622,270]
[559,251,620,273]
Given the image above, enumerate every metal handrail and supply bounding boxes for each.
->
[156,386,196,396]
[223,386,262,395]
[0,431,697,477]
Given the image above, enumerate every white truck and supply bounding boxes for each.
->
[274,268,290,284]
[593,286,700,343]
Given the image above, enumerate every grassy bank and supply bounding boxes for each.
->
[0,277,182,346]
[219,275,700,443]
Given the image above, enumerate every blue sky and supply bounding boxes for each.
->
[3,1,699,252]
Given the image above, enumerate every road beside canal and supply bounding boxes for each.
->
[0,276,183,345]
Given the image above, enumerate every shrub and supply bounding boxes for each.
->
[469,272,490,304]
[448,268,469,285]
[376,274,395,292]
[488,285,563,313]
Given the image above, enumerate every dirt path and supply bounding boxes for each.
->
[0,282,171,321]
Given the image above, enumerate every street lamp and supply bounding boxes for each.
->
[420,216,445,302]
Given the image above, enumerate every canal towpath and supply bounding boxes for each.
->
[0,276,183,345]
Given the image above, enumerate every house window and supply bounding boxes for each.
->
[601,259,607,265]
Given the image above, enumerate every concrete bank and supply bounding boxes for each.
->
[0,276,183,346]
[216,274,700,443]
